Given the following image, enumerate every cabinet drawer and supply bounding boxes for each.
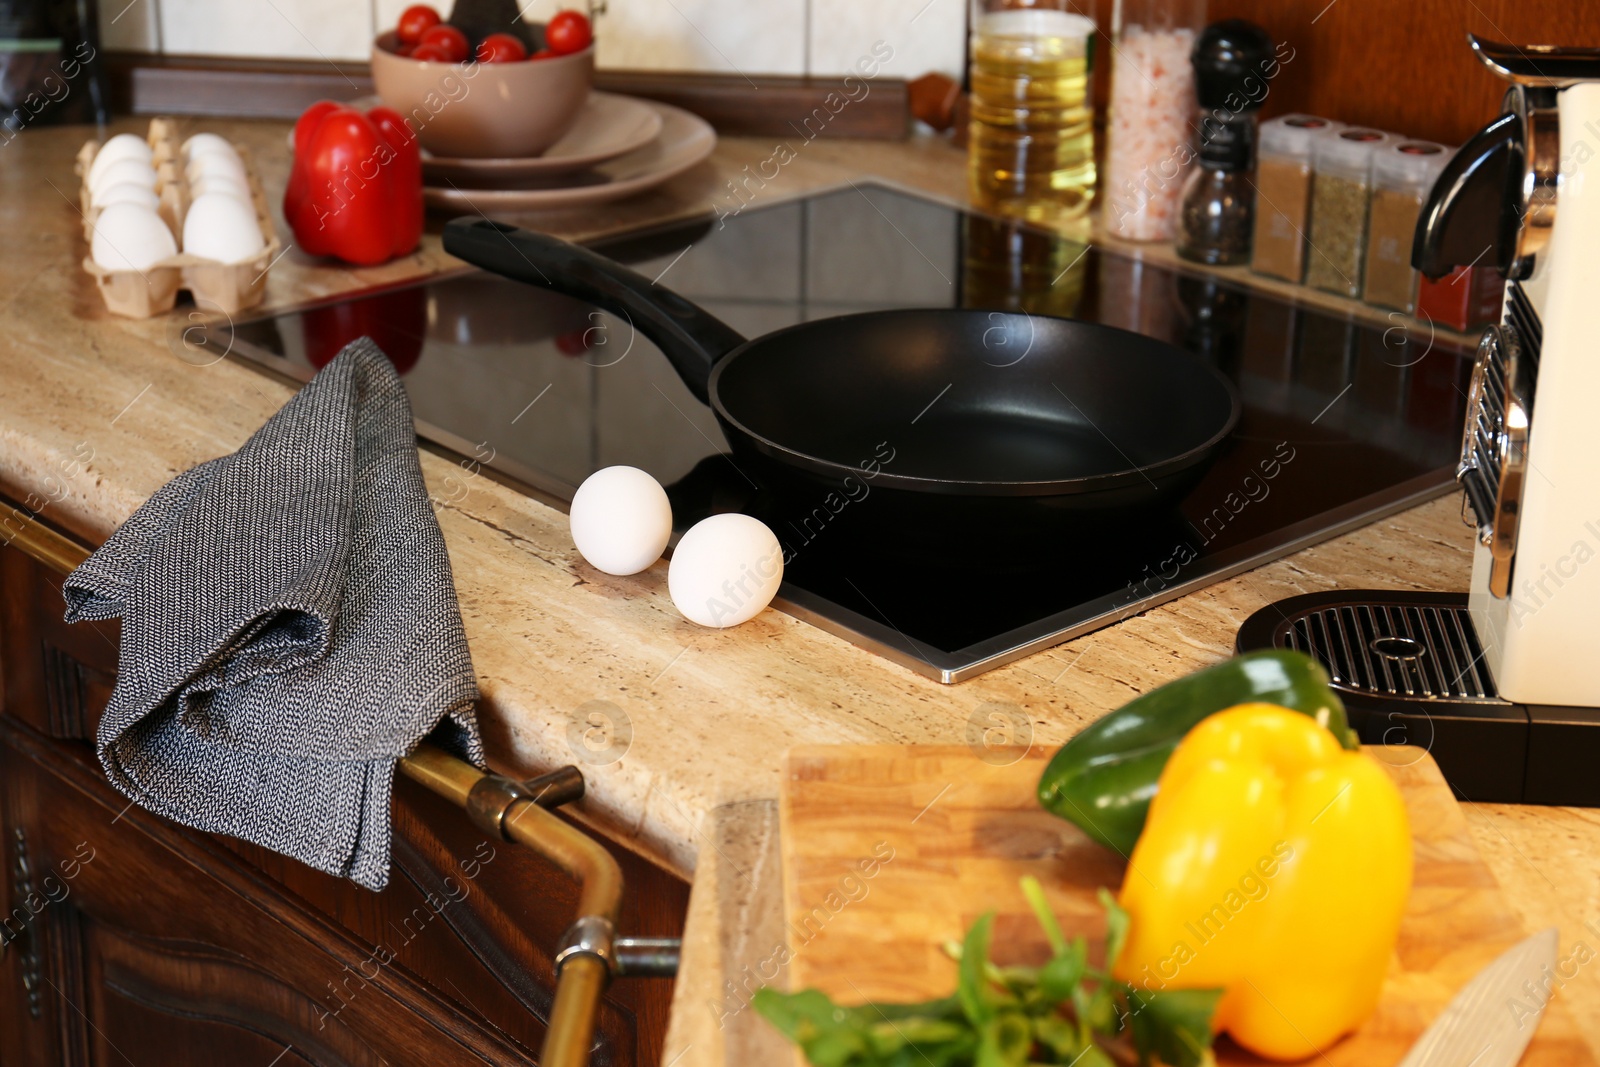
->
[0,545,116,741]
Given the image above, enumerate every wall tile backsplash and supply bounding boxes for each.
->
[159,0,376,60]
[95,0,966,79]
[808,0,963,80]
[99,0,162,51]
[586,0,807,76]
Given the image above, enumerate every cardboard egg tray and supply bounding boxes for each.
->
[77,118,282,320]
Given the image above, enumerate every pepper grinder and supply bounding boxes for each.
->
[1176,20,1275,265]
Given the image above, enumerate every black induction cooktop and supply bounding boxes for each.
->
[214,182,1474,682]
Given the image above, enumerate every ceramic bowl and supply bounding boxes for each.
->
[371,32,593,158]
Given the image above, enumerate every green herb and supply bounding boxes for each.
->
[753,878,1223,1067]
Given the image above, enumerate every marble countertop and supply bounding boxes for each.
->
[5,116,1598,1067]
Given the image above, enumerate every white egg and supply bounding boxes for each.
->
[569,466,673,576]
[182,192,265,264]
[182,132,241,163]
[668,513,783,628]
[93,181,161,212]
[91,203,177,272]
[89,157,158,201]
[189,173,251,203]
[185,150,248,189]
[86,133,153,190]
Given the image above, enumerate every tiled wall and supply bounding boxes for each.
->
[98,0,967,80]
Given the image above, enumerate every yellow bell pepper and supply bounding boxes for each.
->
[1112,703,1412,1060]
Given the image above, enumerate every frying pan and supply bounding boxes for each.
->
[442,218,1240,515]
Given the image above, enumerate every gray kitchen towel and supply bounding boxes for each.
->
[61,338,483,890]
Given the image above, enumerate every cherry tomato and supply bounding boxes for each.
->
[544,10,592,55]
[409,42,452,62]
[396,4,440,44]
[417,23,469,62]
[475,32,528,63]
[527,49,557,60]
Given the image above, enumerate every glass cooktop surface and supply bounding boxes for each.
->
[217,182,1475,682]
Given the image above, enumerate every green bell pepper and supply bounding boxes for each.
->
[1037,649,1358,856]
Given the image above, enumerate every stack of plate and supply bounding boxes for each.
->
[420,93,716,212]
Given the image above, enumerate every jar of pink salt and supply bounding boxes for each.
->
[1102,0,1207,241]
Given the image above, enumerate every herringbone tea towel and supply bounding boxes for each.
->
[62,338,482,890]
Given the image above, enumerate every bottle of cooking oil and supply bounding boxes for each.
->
[967,5,1097,234]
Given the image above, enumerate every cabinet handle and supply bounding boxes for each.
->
[5,512,681,1067]
[402,745,672,1067]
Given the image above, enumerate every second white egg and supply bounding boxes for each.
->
[668,513,783,628]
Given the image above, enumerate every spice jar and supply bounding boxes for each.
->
[1250,115,1340,282]
[1176,19,1274,265]
[1102,0,1208,241]
[1304,128,1390,298]
[1362,141,1448,313]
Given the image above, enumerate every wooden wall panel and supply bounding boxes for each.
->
[1214,0,1600,144]
[1082,0,1600,147]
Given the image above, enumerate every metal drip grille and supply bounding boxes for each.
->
[1506,280,1543,365]
[1281,601,1502,703]
[1458,283,1539,546]
[1458,327,1513,538]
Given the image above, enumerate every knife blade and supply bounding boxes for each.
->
[1396,926,1560,1067]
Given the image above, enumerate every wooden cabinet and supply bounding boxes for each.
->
[0,532,688,1065]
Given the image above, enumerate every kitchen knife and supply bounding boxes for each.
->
[1396,927,1560,1067]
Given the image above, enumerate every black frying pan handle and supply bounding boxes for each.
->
[443,218,746,403]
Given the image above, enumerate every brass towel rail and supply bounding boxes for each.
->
[397,746,623,1067]
[4,516,665,1067]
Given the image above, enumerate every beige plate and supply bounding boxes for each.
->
[423,100,715,213]
[420,92,664,180]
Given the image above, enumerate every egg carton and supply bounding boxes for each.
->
[76,118,282,320]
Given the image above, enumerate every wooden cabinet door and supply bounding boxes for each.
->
[0,722,529,1065]
[0,536,687,1066]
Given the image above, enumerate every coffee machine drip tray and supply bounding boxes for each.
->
[1236,590,1600,806]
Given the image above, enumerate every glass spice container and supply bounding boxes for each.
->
[1175,19,1274,265]
[967,2,1098,231]
[1102,0,1208,241]
[1304,128,1390,298]
[1362,141,1448,313]
[1250,115,1340,282]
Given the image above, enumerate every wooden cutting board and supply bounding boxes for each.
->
[778,744,1595,1066]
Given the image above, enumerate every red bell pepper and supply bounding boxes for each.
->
[284,101,423,266]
